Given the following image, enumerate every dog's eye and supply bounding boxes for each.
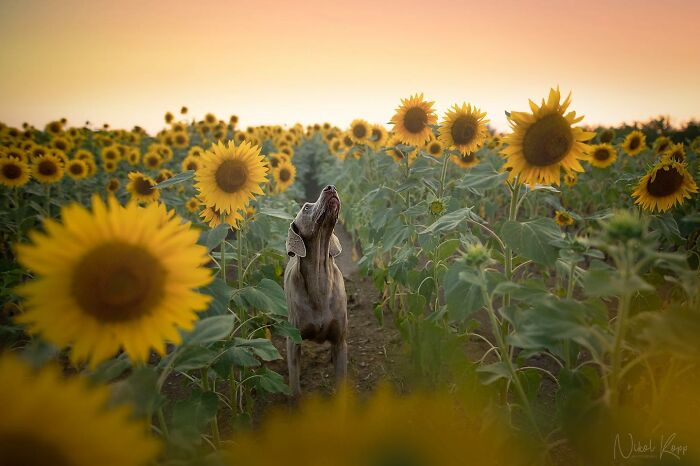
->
[303,205,310,211]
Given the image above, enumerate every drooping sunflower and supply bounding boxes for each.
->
[349,119,371,145]
[653,136,672,155]
[438,103,489,155]
[390,93,438,146]
[665,142,685,163]
[185,197,200,213]
[622,130,646,156]
[66,159,88,180]
[450,152,480,169]
[32,153,64,184]
[632,159,698,212]
[195,140,268,214]
[15,195,213,366]
[0,355,160,466]
[273,160,297,193]
[501,88,595,186]
[126,171,160,203]
[554,210,574,226]
[199,204,244,229]
[0,157,31,187]
[588,143,617,168]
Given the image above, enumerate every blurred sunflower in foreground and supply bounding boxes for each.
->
[227,386,532,466]
[501,88,594,186]
[195,140,268,214]
[632,158,697,212]
[15,196,212,366]
[0,355,159,466]
[391,93,437,146]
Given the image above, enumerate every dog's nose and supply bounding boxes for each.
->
[324,185,336,193]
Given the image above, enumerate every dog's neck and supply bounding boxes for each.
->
[298,226,335,303]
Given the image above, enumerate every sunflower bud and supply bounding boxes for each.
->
[602,210,644,242]
[429,200,445,216]
[462,243,491,266]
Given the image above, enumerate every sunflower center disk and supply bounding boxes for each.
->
[352,125,367,139]
[2,164,22,180]
[451,116,476,145]
[0,433,72,466]
[522,114,574,167]
[404,107,428,134]
[647,167,684,197]
[70,164,83,175]
[72,242,165,323]
[593,148,610,161]
[279,169,291,182]
[629,137,640,151]
[134,177,154,195]
[215,160,249,193]
[38,161,57,176]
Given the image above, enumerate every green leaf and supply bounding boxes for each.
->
[89,355,131,383]
[456,163,508,193]
[258,208,294,220]
[420,207,476,234]
[172,346,218,371]
[443,261,484,321]
[500,218,562,266]
[477,362,512,385]
[182,315,235,345]
[170,390,219,440]
[221,346,261,368]
[235,279,287,316]
[201,278,234,316]
[111,366,163,418]
[273,320,302,343]
[234,338,282,361]
[435,238,460,262]
[205,224,230,252]
[154,170,194,189]
[255,368,291,395]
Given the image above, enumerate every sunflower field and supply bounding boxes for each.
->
[1,89,700,466]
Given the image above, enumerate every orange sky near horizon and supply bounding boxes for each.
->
[1,0,699,133]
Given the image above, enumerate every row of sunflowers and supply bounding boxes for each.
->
[1,88,700,465]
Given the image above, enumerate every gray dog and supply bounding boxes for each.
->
[284,185,347,396]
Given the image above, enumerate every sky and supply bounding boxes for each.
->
[1,0,699,133]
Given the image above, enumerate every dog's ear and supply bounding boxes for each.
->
[330,232,342,257]
[286,223,306,257]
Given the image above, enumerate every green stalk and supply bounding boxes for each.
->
[157,408,169,439]
[609,282,632,407]
[220,215,227,283]
[437,151,450,199]
[201,368,221,447]
[44,184,51,217]
[563,259,577,368]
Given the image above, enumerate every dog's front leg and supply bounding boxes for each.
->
[287,337,301,396]
[331,338,347,384]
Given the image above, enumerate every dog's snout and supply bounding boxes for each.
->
[324,185,336,193]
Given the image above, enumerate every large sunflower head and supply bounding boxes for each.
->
[273,160,297,193]
[32,153,64,184]
[622,130,646,156]
[349,119,371,144]
[195,140,268,214]
[653,136,672,155]
[450,152,479,169]
[501,88,594,186]
[438,103,489,155]
[632,159,698,212]
[127,171,160,204]
[589,143,617,168]
[390,93,438,146]
[66,159,88,180]
[0,355,160,466]
[15,195,213,366]
[0,157,31,187]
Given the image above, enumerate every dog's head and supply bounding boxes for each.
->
[286,185,342,258]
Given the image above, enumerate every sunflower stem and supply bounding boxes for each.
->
[44,184,51,217]
[201,368,221,447]
[220,214,227,284]
[156,407,169,439]
[609,255,632,408]
[437,150,450,199]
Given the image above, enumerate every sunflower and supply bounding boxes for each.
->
[280,146,294,158]
[188,146,204,158]
[199,204,244,229]
[391,93,438,146]
[349,119,371,144]
[185,197,200,213]
[598,128,616,143]
[29,145,49,160]
[632,159,698,212]
[155,168,174,184]
[181,106,188,114]
[501,88,594,186]
[143,152,163,169]
[74,149,94,162]
[126,172,160,203]
[450,152,480,169]
[0,355,159,466]
[50,136,72,153]
[588,143,617,168]
[273,160,296,193]
[32,153,64,183]
[103,159,118,173]
[181,155,201,172]
[172,131,189,149]
[690,137,700,154]
[66,159,88,180]
[101,146,121,162]
[1,146,27,163]
[165,111,174,123]
[0,157,31,187]
[15,195,212,366]
[195,140,268,214]
[622,130,646,156]
[384,135,417,165]
[563,171,577,187]
[439,103,489,155]
[665,142,685,163]
[126,148,141,165]
[106,177,120,193]
[425,139,444,158]
[653,136,672,155]
[555,210,574,226]
[45,120,63,135]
